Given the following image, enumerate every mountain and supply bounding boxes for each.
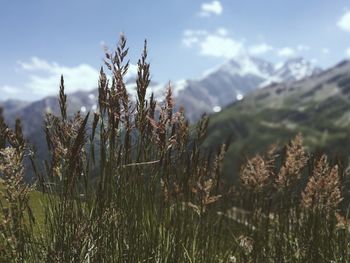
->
[174,57,321,120]
[0,90,100,180]
[0,56,323,180]
[259,57,322,87]
[0,56,320,124]
[0,99,30,115]
[203,59,350,182]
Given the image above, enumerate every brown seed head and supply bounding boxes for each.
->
[301,155,342,213]
[240,154,272,192]
[276,134,307,190]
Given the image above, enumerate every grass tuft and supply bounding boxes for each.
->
[0,35,349,262]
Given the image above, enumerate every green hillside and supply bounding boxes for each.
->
[204,60,350,182]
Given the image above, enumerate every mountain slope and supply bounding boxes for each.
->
[0,56,323,181]
[174,57,321,120]
[0,56,320,124]
[0,99,30,115]
[203,60,350,182]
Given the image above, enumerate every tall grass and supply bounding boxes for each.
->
[0,35,349,262]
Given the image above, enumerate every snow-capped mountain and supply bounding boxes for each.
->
[203,59,350,179]
[203,56,275,79]
[1,56,322,125]
[0,56,327,181]
[171,56,322,120]
[274,57,321,81]
[259,57,322,87]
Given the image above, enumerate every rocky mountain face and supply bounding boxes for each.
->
[259,57,322,87]
[173,57,321,120]
[0,90,100,180]
[203,59,350,182]
[0,56,320,124]
[0,99,30,116]
[0,56,325,181]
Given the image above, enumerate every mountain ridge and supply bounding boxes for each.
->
[203,59,350,181]
[1,56,321,122]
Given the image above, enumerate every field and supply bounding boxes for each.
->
[0,36,350,262]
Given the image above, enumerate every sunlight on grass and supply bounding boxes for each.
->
[0,35,349,262]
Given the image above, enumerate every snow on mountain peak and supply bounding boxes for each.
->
[216,56,274,79]
[172,79,188,97]
[273,57,320,82]
[259,57,321,88]
[202,56,320,87]
[122,56,320,116]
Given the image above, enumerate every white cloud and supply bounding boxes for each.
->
[182,29,310,61]
[126,64,138,80]
[277,47,296,57]
[274,62,284,70]
[199,1,223,17]
[182,29,245,59]
[308,58,318,65]
[0,85,23,100]
[17,57,99,98]
[216,28,228,36]
[297,45,310,52]
[182,36,199,47]
[182,30,208,47]
[346,47,350,57]
[248,43,274,55]
[16,57,140,100]
[321,48,330,55]
[338,11,350,32]
[199,35,245,58]
[1,85,21,95]
[19,57,58,72]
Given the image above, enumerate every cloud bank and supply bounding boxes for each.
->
[182,28,309,60]
[17,57,99,98]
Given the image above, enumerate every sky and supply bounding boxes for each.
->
[1,0,350,101]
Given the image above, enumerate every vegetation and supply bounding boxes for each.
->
[204,72,350,182]
[0,35,349,262]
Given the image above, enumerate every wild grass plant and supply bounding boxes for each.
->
[0,35,349,262]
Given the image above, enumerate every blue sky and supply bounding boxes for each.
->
[1,0,350,100]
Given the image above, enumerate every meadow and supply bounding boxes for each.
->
[0,36,349,262]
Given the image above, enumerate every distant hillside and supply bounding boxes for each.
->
[0,56,325,181]
[1,56,321,123]
[204,60,350,182]
[1,90,98,161]
[0,99,30,115]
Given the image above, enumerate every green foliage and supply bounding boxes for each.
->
[204,87,350,182]
[0,36,349,262]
